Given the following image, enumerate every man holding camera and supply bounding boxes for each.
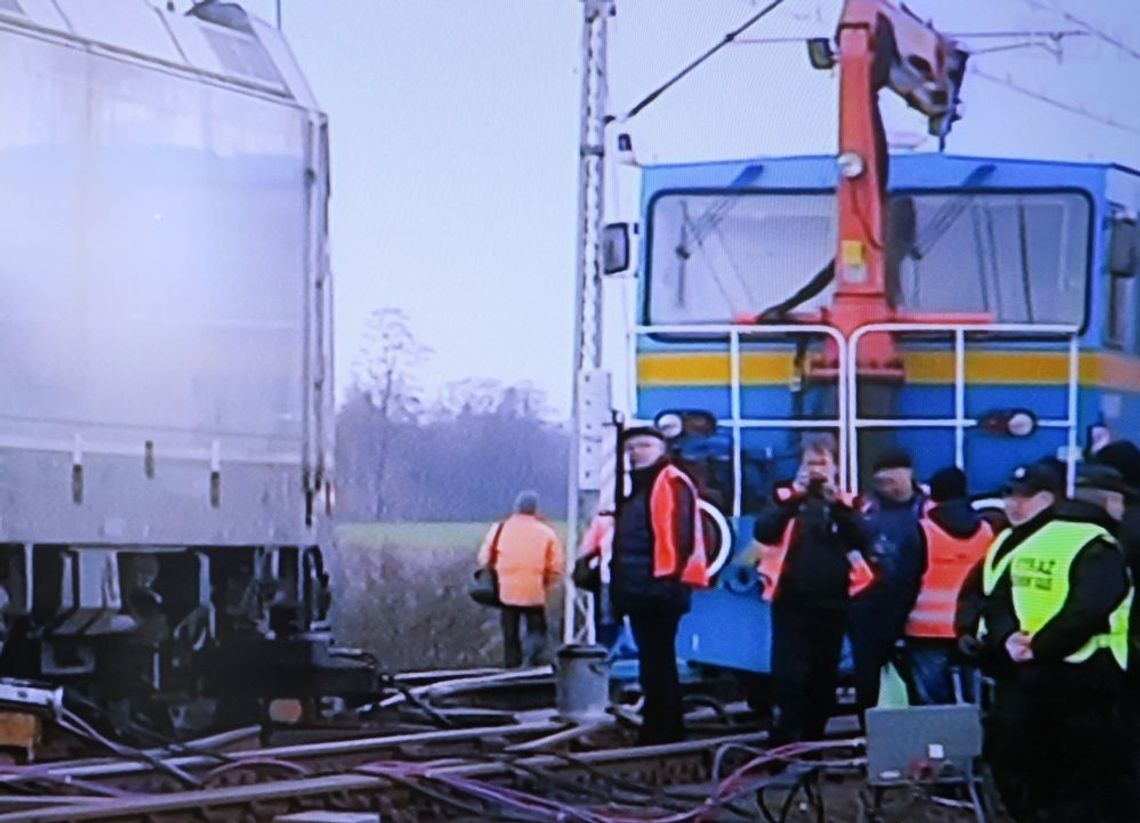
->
[755,434,874,742]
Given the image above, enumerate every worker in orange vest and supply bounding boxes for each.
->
[754,434,874,743]
[611,426,709,745]
[477,491,564,668]
[901,467,993,704]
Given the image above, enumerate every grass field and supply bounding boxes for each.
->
[336,521,569,552]
[331,521,565,671]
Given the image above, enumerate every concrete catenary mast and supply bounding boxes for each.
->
[564,0,617,645]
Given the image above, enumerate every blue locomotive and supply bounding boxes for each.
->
[610,151,1140,675]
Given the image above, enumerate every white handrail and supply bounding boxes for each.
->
[846,322,1081,495]
[630,319,1083,513]
[631,323,850,515]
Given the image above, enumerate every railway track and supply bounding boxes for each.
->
[0,667,990,822]
[0,729,809,823]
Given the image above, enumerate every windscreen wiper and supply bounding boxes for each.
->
[909,164,995,260]
[752,259,836,322]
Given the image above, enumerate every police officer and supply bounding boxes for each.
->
[981,462,1133,822]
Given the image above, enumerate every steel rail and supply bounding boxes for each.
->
[2,730,778,823]
[1,720,565,791]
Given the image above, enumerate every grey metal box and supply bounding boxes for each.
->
[865,704,983,786]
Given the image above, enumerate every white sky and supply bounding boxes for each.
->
[237,0,1140,414]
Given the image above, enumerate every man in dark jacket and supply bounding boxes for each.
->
[753,434,872,742]
[611,426,707,745]
[1089,445,1140,670]
[1082,447,1140,811]
[982,461,1133,822]
[850,447,926,712]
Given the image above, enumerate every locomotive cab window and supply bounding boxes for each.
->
[1107,214,1139,351]
[646,190,1091,328]
[895,191,1090,327]
[1106,274,1137,351]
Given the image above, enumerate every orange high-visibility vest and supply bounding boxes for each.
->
[579,513,614,561]
[649,464,710,588]
[905,517,994,639]
[757,488,874,603]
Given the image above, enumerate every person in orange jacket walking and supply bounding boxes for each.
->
[477,491,564,668]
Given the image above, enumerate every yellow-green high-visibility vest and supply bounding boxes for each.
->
[1004,520,1132,668]
[982,529,1016,596]
[976,528,1014,641]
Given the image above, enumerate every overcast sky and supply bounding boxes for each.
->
[236,0,1140,414]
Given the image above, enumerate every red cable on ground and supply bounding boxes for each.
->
[348,738,866,823]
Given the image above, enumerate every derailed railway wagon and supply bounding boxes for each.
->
[0,0,373,733]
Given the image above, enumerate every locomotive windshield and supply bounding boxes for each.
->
[646,190,1091,327]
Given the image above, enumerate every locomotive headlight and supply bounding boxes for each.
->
[1006,410,1037,438]
[653,409,719,439]
[980,408,1038,438]
[838,151,865,179]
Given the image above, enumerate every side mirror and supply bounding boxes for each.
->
[806,38,836,70]
[602,222,631,275]
[1109,216,1138,278]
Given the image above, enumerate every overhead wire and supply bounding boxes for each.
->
[733,28,1087,45]
[618,0,790,123]
[1019,0,1140,63]
[725,15,1137,136]
[969,65,1140,136]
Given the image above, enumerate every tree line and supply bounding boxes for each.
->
[334,308,570,522]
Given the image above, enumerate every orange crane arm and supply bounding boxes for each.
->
[819,1,968,367]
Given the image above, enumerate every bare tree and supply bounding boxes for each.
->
[336,375,570,522]
[435,378,504,419]
[496,380,555,421]
[353,308,431,519]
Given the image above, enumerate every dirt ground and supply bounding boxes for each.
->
[329,524,996,822]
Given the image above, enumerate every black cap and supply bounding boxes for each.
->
[1091,441,1140,489]
[1076,463,1134,496]
[928,466,968,503]
[872,447,913,473]
[621,426,666,443]
[1002,462,1063,497]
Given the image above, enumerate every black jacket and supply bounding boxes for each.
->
[1119,504,1140,687]
[611,460,695,615]
[753,484,870,607]
[861,491,927,609]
